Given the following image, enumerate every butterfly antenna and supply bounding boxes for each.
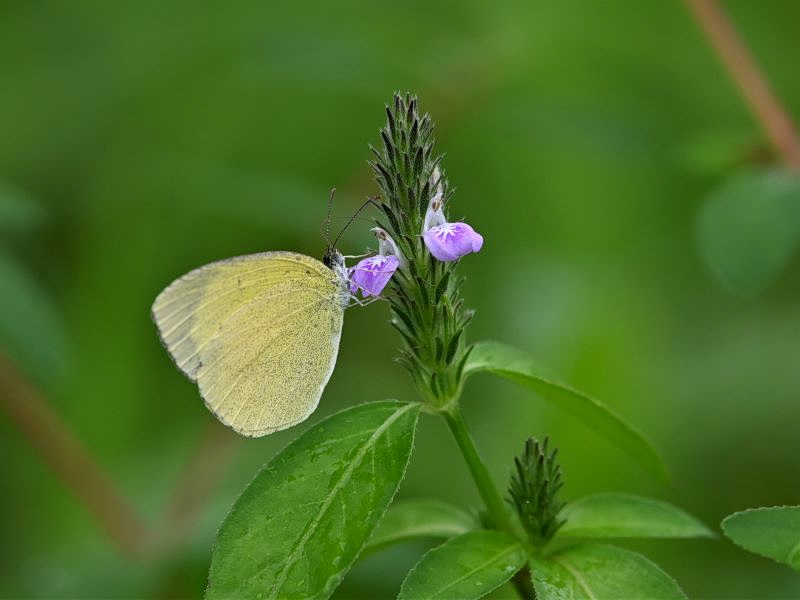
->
[321,187,336,246]
[331,196,382,248]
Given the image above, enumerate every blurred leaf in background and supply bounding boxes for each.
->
[0,248,68,383]
[696,169,800,295]
[0,181,47,235]
[0,183,67,383]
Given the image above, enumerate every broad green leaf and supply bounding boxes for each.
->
[365,499,478,553]
[530,543,687,600]
[398,530,527,600]
[721,506,800,571]
[465,341,668,482]
[559,493,713,539]
[696,169,800,295]
[207,401,420,600]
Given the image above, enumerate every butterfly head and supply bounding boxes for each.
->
[322,246,344,271]
[323,246,351,305]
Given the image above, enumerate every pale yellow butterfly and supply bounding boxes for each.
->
[152,247,351,437]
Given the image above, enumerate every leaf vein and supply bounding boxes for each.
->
[553,555,598,600]
[266,403,416,598]
[429,542,522,598]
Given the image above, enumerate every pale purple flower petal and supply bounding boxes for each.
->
[423,222,484,262]
[348,255,400,297]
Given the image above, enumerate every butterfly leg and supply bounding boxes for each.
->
[346,295,384,308]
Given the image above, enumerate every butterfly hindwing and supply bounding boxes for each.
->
[152,251,345,436]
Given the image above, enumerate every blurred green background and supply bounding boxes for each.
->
[2,1,799,598]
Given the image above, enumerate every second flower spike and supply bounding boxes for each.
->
[422,193,484,262]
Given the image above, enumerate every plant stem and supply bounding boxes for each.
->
[443,406,536,599]
[442,406,512,534]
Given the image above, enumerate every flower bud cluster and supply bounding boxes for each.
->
[508,437,566,546]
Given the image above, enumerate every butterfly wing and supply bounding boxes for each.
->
[152,251,345,436]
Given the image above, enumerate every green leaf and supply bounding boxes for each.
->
[696,168,800,295]
[721,506,800,571]
[559,493,714,539]
[530,543,687,599]
[207,401,420,600]
[465,341,668,483]
[398,530,527,600]
[364,499,478,554]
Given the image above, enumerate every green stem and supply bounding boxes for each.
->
[442,406,512,534]
[443,406,536,599]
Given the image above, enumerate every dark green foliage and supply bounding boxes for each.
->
[507,437,565,546]
[370,93,472,408]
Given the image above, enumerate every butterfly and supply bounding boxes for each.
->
[149,189,398,437]
[152,243,351,437]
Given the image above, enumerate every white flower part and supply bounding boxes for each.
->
[422,192,447,233]
[364,255,390,268]
[434,223,459,239]
[370,226,405,268]
[430,165,444,197]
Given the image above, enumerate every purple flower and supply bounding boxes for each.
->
[424,222,484,262]
[422,193,484,262]
[348,254,400,297]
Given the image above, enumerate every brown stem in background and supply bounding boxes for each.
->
[0,352,241,558]
[0,354,147,557]
[684,0,800,171]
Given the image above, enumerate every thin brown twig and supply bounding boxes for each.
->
[0,353,148,557]
[0,350,244,558]
[684,0,800,171]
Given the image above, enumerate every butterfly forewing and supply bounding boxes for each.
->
[152,251,345,437]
